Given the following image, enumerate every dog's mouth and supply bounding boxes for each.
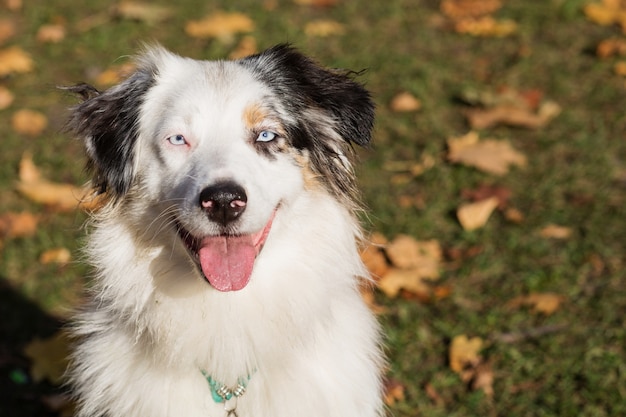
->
[176,210,276,292]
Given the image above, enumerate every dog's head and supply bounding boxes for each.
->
[68,45,374,291]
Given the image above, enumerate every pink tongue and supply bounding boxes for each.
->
[198,236,257,292]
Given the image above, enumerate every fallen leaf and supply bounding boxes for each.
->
[441,0,502,19]
[0,18,16,44]
[378,267,432,299]
[11,109,48,136]
[424,382,445,406]
[383,378,406,406]
[0,46,34,76]
[539,224,573,239]
[17,153,105,212]
[457,197,500,231]
[114,2,173,24]
[385,235,441,277]
[464,100,560,129]
[304,19,346,37]
[507,292,565,315]
[94,62,136,86]
[504,207,525,223]
[383,154,436,178]
[471,361,494,397]
[447,131,527,176]
[454,16,517,37]
[185,12,254,42]
[40,248,72,265]
[461,184,511,209]
[5,0,22,11]
[36,24,66,43]
[614,60,626,76]
[23,331,71,384]
[390,92,422,112]
[584,0,626,32]
[597,37,626,57]
[0,85,14,109]
[449,334,483,374]
[229,36,257,59]
[0,212,38,241]
[360,232,390,280]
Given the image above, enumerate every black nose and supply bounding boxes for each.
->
[199,182,247,226]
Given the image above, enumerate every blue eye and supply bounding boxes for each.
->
[256,131,277,143]
[167,134,187,146]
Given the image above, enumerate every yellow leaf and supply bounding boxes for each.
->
[454,16,517,37]
[304,19,346,37]
[385,235,441,278]
[447,131,527,175]
[114,2,173,24]
[0,86,14,110]
[0,46,34,76]
[390,92,422,112]
[11,109,48,136]
[185,12,254,41]
[40,247,72,265]
[377,267,432,298]
[229,36,258,59]
[95,62,136,86]
[0,212,39,240]
[457,196,500,231]
[507,292,565,315]
[36,24,66,43]
[441,0,502,20]
[360,233,390,280]
[0,18,17,44]
[449,335,483,374]
[539,224,573,239]
[23,331,71,384]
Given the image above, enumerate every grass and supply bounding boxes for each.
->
[1,0,625,416]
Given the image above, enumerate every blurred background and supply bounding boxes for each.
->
[1,0,625,416]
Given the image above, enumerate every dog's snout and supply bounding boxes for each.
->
[199,182,247,226]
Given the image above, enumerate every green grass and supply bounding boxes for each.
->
[1,0,625,416]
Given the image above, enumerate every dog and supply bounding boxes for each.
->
[66,45,383,417]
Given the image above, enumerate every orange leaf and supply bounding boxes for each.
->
[449,334,483,374]
[185,12,254,41]
[36,24,66,43]
[383,378,406,406]
[0,212,39,240]
[507,292,565,315]
[360,233,390,280]
[539,224,572,239]
[390,92,422,112]
[94,62,136,86]
[11,109,48,136]
[0,18,17,44]
[385,235,441,278]
[40,248,72,265]
[228,36,258,59]
[447,131,527,176]
[457,196,500,231]
[377,267,431,299]
[441,0,502,20]
[114,2,173,24]
[0,46,34,76]
[304,19,346,37]
[0,86,14,110]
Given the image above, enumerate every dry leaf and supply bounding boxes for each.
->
[360,233,390,280]
[471,361,494,397]
[229,36,257,59]
[95,62,136,86]
[385,235,441,278]
[36,24,66,43]
[114,2,173,24]
[0,19,16,44]
[539,224,572,239]
[461,184,511,209]
[17,153,105,212]
[464,100,560,129]
[294,0,339,6]
[0,85,14,109]
[5,0,22,11]
[383,378,406,406]
[597,37,626,57]
[441,0,502,19]
[504,207,525,223]
[449,334,483,374]
[23,331,71,384]
[454,16,517,37]
[377,267,432,298]
[40,248,72,265]
[457,197,500,231]
[614,61,626,76]
[0,212,38,241]
[507,292,565,315]
[0,46,34,76]
[584,0,626,32]
[185,12,254,42]
[447,131,527,176]
[11,109,48,136]
[304,19,346,37]
[390,92,422,112]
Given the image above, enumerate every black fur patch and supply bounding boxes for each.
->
[238,45,375,200]
[65,65,156,198]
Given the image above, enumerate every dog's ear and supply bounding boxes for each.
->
[241,44,375,148]
[64,63,156,198]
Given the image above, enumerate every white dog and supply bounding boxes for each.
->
[66,45,383,417]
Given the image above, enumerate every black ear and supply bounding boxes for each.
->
[64,65,156,198]
[240,44,375,148]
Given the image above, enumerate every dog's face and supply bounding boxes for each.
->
[68,45,374,292]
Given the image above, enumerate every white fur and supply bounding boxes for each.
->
[70,47,383,417]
